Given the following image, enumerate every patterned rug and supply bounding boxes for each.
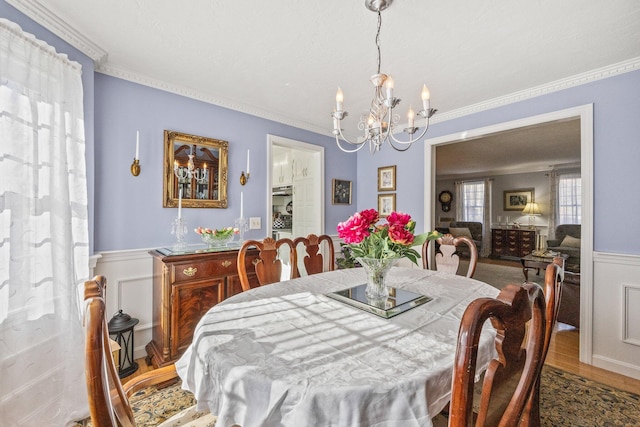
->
[77,366,639,426]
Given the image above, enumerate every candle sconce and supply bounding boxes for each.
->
[131,158,140,176]
[240,171,250,185]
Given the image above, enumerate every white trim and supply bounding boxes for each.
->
[622,284,640,346]
[6,0,107,64]
[266,135,325,238]
[424,104,594,364]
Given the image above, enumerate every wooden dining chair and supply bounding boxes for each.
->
[237,237,297,292]
[519,256,565,427]
[293,234,335,277]
[84,276,216,427]
[448,282,547,427]
[422,233,478,278]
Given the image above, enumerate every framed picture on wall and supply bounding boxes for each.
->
[503,188,534,211]
[378,193,396,217]
[377,165,396,191]
[332,179,352,205]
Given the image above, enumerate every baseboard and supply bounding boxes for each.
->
[592,354,640,380]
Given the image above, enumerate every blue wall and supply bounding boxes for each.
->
[357,69,640,255]
[93,75,356,251]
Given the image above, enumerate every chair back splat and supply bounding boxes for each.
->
[237,237,297,292]
[519,257,565,427]
[293,234,335,277]
[423,233,478,278]
[449,283,547,427]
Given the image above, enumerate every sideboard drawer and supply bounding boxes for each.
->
[171,258,237,284]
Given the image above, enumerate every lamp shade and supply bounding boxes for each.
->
[521,202,541,215]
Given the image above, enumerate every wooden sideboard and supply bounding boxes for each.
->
[146,247,259,367]
[491,228,536,259]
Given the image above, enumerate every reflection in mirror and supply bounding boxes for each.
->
[163,130,228,208]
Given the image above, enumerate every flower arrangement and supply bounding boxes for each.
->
[336,209,440,265]
[195,226,239,247]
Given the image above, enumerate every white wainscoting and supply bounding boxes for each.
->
[592,252,640,379]
[93,248,154,360]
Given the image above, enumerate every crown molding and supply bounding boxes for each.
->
[6,0,107,65]
[97,64,330,136]
[431,57,640,124]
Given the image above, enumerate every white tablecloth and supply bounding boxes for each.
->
[176,267,499,427]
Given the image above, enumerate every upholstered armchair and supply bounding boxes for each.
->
[435,221,483,257]
[547,224,581,267]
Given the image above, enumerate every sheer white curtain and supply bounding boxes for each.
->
[0,19,89,426]
[454,181,463,220]
[481,179,492,257]
[548,172,559,240]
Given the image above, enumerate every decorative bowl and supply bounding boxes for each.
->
[201,233,233,248]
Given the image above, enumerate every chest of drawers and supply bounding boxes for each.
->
[491,228,536,259]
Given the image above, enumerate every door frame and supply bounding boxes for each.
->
[423,104,594,364]
[266,134,325,238]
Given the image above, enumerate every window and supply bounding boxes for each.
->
[462,181,484,222]
[558,173,581,224]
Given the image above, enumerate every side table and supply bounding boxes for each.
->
[520,253,569,281]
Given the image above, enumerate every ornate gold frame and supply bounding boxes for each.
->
[163,130,228,209]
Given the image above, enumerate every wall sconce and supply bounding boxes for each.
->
[130,131,141,176]
[240,149,250,185]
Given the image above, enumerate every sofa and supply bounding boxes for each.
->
[435,221,482,257]
[546,224,581,268]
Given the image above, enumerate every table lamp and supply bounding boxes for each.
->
[521,202,541,229]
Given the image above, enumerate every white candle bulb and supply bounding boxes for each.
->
[421,84,431,111]
[178,188,182,219]
[408,106,415,128]
[246,149,250,174]
[385,76,394,100]
[335,87,344,111]
[240,192,244,219]
[135,131,140,160]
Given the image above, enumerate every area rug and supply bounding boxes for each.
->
[77,366,639,426]
[460,260,526,290]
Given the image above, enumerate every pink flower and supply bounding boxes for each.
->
[388,225,414,245]
[387,211,411,227]
[359,209,379,226]
[337,212,373,244]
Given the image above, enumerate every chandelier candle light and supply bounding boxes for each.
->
[331,0,437,153]
[174,145,208,183]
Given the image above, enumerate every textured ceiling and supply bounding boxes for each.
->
[12,0,640,174]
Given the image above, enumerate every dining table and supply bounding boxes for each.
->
[176,266,500,427]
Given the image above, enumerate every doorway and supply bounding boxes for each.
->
[266,135,325,239]
[423,104,594,364]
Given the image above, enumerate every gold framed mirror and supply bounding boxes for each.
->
[163,130,228,208]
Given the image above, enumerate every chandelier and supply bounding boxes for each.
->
[174,145,208,184]
[331,0,437,153]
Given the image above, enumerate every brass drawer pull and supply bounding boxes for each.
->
[221,260,232,268]
[183,267,198,277]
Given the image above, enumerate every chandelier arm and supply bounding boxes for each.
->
[335,134,369,153]
[388,118,431,145]
[387,138,415,152]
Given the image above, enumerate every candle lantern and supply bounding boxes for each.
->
[108,310,139,378]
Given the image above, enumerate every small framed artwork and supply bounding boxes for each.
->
[332,179,352,205]
[503,188,535,211]
[378,193,396,217]
[377,165,396,191]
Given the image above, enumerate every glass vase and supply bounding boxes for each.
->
[356,257,400,300]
